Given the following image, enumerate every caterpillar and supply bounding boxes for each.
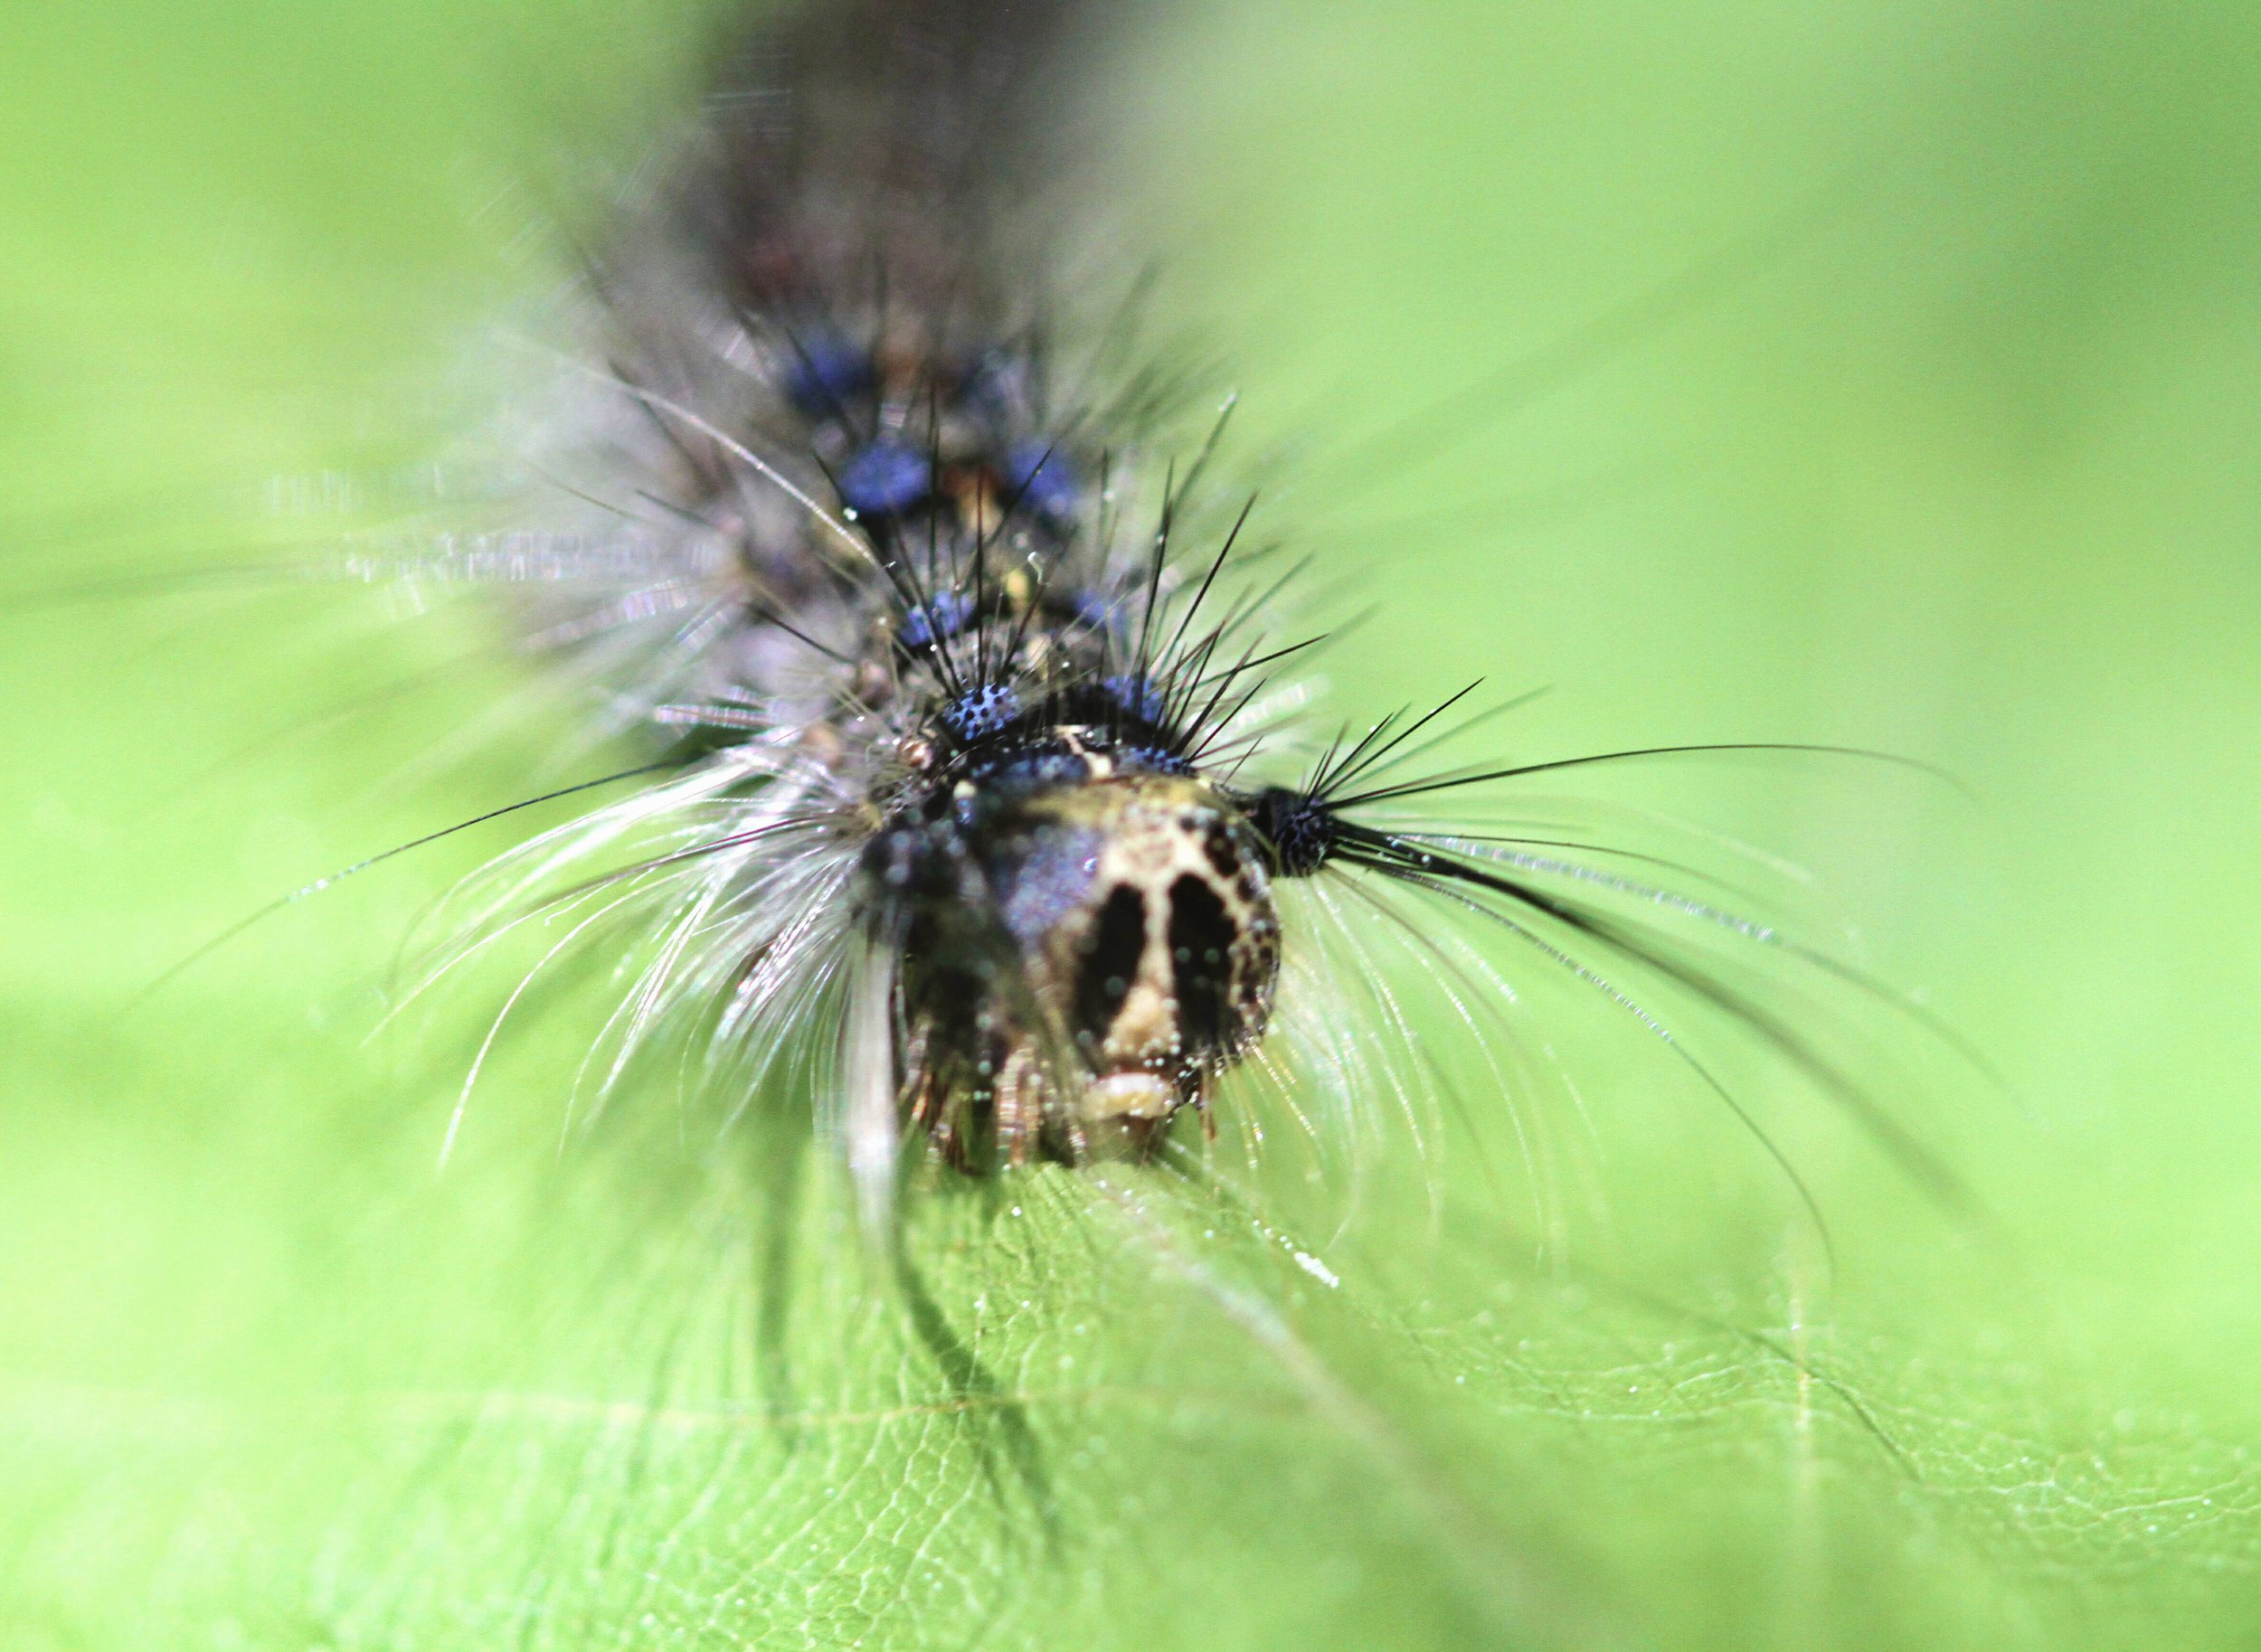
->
[132,0,1971,1241]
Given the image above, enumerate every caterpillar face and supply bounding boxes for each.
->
[862,730,1280,1167]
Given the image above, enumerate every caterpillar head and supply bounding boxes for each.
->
[859,732,1281,1167]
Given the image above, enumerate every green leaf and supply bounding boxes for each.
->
[8,2,2261,1647]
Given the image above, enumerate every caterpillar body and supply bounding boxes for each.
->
[175,0,1967,1234]
[437,0,1310,1205]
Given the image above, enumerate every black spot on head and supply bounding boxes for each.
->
[1074,885,1148,1049]
[1168,874,1239,1052]
[1202,826,1242,883]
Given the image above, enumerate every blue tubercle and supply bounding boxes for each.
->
[784,334,874,417]
[1004,441,1078,520]
[959,351,1029,424]
[838,440,932,517]
[981,750,1092,797]
[901,590,975,650]
[941,684,1022,742]
[1102,674,1170,725]
[1118,746,1197,778]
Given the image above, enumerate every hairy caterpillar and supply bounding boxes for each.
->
[36,5,2261,1646]
[0,5,2019,1647]
[113,0,1972,1250]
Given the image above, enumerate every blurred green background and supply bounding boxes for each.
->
[6,1,2261,1647]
